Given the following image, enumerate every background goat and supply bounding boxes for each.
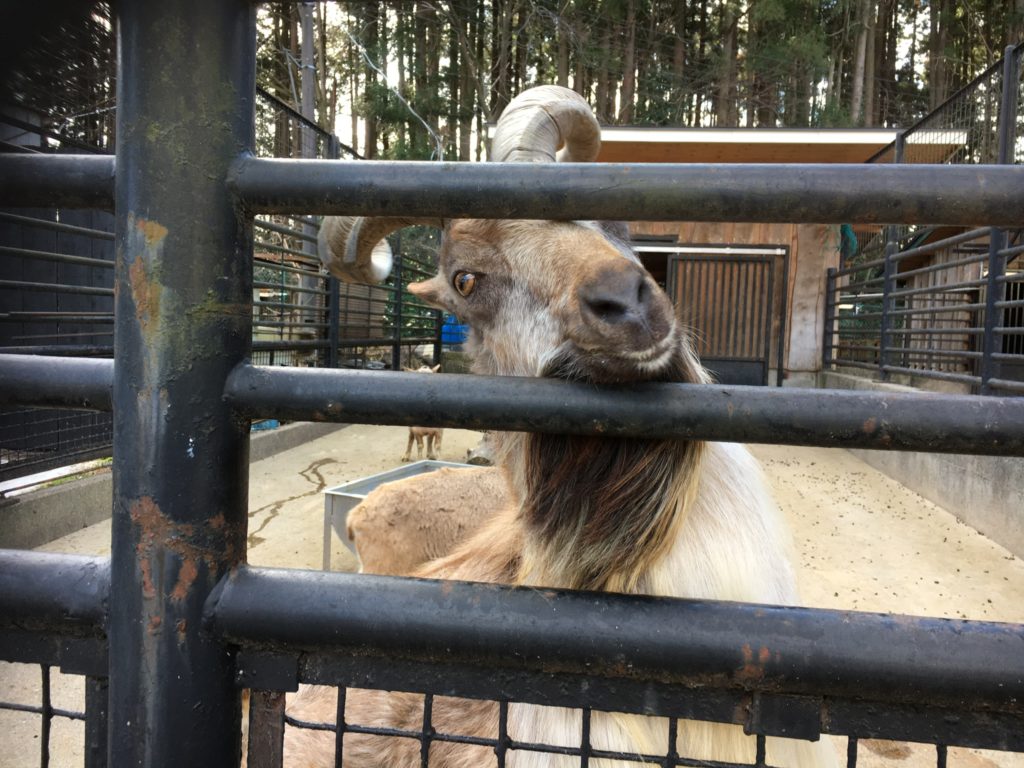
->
[346,465,506,575]
[401,364,444,461]
[292,85,836,767]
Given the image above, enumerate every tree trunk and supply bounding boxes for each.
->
[715,2,738,127]
[618,0,637,123]
[850,0,871,125]
[863,1,877,126]
[359,3,380,158]
[595,22,611,122]
[929,0,950,110]
[556,9,570,88]
[671,2,687,125]
[491,0,515,119]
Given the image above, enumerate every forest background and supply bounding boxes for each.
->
[3,1,1022,159]
[258,1,1024,162]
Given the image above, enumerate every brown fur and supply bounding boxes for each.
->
[346,466,511,575]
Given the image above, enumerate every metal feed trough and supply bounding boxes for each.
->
[0,3,1022,767]
[323,460,473,569]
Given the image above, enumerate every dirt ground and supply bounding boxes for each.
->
[1,424,1022,767]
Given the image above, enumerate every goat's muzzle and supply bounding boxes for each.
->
[577,264,673,348]
[551,264,679,384]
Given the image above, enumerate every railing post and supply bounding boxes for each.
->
[111,1,254,765]
[822,267,836,372]
[392,241,404,372]
[433,309,443,367]
[878,234,897,380]
[979,46,1020,395]
[328,275,340,368]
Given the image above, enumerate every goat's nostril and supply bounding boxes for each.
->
[580,269,650,326]
[586,297,629,322]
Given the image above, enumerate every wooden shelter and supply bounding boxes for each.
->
[597,126,898,386]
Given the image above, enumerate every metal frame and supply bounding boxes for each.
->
[0,3,1023,767]
[827,44,1024,395]
[1,86,440,482]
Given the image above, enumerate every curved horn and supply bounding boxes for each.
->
[317,216,442,285]
[490,85,601,163]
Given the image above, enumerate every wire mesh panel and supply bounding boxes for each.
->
[0,204,115,481]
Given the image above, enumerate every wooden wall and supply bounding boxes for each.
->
[630,221,840,379]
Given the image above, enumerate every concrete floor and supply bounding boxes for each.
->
[1,424,1022,767]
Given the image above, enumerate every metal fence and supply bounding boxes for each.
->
[826,43,1024,395]
[0,35,441,482]
[0,3,1023,768]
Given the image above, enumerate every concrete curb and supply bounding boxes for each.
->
[0,421,348,550]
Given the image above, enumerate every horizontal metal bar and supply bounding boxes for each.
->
[0,211,115,240]
[881,347,981,359]
[889,279,987,300]
[4,354,1019,453]
[333,336,438,348]
[880,365,981,386]
[253,239,320,262]
[888,226,993,263]
[253,339,329,351]
[986,377,1024,393]
[0,155,115,209]
[253,217,318,243]
[0,312,114,324]
[206,565,1024,713]
[888,302,985,316]
[252,280,326,297]
[230,158,1024,226]
[889,327,984,336]
[0,344,113,356]
[0,354,113,410]
[0,550,109,637]
[224,363,1024,455]
[0,244,114,269]
[999,242,1024,258]
[9,154,1023,227]
[834,257,888,277]
[894,252,988,282]
[827,359,881,372]
[0,279,114,296]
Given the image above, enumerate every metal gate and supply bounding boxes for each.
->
[0,5,1023,768]
[659,246,788,387]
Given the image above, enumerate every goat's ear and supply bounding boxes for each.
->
[408,275,452,311]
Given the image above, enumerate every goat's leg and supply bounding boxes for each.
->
[402,431,414,462]
[432,430,443,459]
[416,434,425,459]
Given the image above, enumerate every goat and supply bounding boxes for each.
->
[294,85,837,767]
[401,364,444,461]
[346,465,508,575]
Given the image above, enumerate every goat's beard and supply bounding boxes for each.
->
[509,328,708,593]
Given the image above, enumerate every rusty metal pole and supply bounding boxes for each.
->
[110,1,254,765]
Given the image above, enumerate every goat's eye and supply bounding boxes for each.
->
[453,271,477,297]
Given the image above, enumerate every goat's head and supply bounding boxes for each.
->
[319,85,707,387]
